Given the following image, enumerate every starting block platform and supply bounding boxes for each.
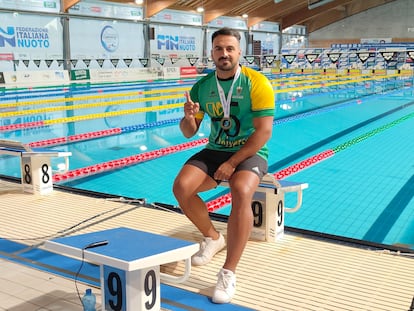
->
[44,227,199,311]
[0,139,71,195]
[221,173,308,242]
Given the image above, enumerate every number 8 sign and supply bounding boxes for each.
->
[102,265,160,311]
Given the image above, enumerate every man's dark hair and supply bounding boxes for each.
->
[211,27,241,43]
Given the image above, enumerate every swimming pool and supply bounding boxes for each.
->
[1,72,413,249]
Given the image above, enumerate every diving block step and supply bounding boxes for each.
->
[0,139,71,195]
[221,174,308,242]
[44,227,199,311]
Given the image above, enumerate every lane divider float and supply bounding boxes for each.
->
[52,138,208,183]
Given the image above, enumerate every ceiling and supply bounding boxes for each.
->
[63,0,397,33]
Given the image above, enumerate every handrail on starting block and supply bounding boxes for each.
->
[259,173,308,213]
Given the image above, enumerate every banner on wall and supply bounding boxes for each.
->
[150,9,202,26]
[68,0,143,21]
[208,16,247,30]
[251,22,279,32]
[150,25,202,64]
[69,19,144,64]
[0,0,60,13]
[70,69,91,81]
[361,38,392,44]
[0,53,13,60]
[0,13,63,59]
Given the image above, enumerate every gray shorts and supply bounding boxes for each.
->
[185,148,268,182]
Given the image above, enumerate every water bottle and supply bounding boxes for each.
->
[81,288,96,311]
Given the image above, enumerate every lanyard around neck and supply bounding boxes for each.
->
[215,66,241,119]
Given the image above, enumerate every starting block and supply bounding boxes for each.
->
[44,227,199,311]
[0,139,71,195]
[222,173,308,242]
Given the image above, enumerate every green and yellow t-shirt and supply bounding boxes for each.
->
[190,65,275,159]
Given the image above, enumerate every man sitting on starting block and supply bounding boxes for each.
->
[173,27,275,304]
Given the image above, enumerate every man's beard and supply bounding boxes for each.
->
[216,58,236,71]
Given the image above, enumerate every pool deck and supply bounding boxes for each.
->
[1,179,414,311]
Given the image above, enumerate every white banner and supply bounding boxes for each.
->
[88,68,159,82]
[68,0,143,21]
[361,38,392,44]
[69,19,144,68]
[0,0,60,13]
[150,9,202,26]
[0,13,63,59]
[208,16,247,30]
[150,25,203,66]
[3,69,69,85]
[251,21,280,32]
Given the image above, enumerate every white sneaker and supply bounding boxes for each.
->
[212,268,236,304]
[191,233,226,266]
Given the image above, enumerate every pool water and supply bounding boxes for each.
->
[1,73,413,249]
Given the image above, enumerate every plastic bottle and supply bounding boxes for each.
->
[81,288,96,311]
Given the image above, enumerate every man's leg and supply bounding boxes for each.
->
[173,164,219,238]
[173,164,226,266]
[212,170,260,304]
[224,170,260,272]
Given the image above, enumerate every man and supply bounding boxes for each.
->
[173,27,275,304]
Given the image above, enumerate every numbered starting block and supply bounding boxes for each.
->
[0,139,71,195]
[222,174,308,242]
[44,227,199,311]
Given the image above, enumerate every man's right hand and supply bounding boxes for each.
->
[184,91,200,120]
[180,91,201,138]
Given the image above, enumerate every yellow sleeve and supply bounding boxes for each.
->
[246,68,275,112]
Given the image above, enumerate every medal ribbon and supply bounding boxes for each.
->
[215,66,241,120]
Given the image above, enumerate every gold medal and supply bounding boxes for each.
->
[220,117,232,130]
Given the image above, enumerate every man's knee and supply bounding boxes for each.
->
[173,176,186,197]
[230,174,259,195]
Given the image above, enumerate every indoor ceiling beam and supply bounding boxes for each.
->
[281,0,353,29]
[202,0,244,24]
[304,0,397,33]
[246,0,306,28]
[146,0,177,19]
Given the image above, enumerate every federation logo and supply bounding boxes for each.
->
[101,25,119,52]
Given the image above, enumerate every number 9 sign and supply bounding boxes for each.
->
[103,265,160,311]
